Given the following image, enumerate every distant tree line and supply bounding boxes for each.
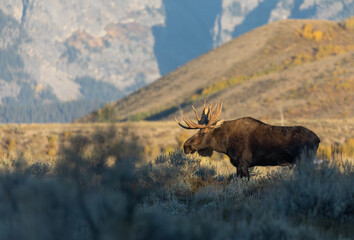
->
[0,75,124,123]
[74,76,124,102]
[0,100,105,123]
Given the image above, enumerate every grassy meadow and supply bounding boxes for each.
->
[0,121,353,239]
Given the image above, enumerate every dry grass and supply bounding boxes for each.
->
[0,133,352,239]
[1,118,353,173]
[79,18,354,123]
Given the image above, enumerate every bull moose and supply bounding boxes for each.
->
[175,101,320,179]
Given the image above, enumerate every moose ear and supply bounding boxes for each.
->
[211,119,224,129]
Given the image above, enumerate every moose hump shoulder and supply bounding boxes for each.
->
[175,100,320,179]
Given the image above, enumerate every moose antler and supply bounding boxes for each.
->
[175,100,223,129]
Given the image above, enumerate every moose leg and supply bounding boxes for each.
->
[228,156,239,174]
[237,165,249,180]
[236,167,242,177]
[244,166,250,180]
[229,155,249,180]
[239,151,252,180]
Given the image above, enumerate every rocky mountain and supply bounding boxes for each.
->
[0,0,353,122]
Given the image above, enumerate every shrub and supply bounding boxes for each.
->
[139,149,221,197]
[25,162,52,177]
[268,160,354,222]
[0,129,352,239]
[342,16,354,30]
[343,138,354,156]
[47,136,57,156]
[297,23,324,42]
[97,105,116,122]
[7,138,16,152]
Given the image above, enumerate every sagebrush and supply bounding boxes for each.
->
[0,128,353,239]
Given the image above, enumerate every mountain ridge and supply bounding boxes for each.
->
[78,18,354,123]
[0,1,353,122]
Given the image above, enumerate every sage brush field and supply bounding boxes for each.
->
[0,128,353,239]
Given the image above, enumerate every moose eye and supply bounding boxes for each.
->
[200,132,206,137]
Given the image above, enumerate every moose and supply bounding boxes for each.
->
[175,101,320,179]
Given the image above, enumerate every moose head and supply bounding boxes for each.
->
[175,100,224,157]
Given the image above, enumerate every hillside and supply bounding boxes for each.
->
[1,1,353,123]
[79,18,354,123]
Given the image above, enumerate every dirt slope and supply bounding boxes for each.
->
[78,18,354,123]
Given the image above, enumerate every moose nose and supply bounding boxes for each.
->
[184,145,190,154]
[184,143,196,154]
[184,144,192,154]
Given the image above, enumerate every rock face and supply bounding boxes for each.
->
[1,0,163,101]
[217,0,354,43]
[0,0,352,122]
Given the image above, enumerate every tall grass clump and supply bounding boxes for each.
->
[138,149,220,198]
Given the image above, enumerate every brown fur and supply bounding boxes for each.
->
[183,117,320,179]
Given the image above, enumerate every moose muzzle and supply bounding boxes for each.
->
[183,143,196,154]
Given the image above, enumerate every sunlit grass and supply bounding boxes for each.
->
[0,127,352,239]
